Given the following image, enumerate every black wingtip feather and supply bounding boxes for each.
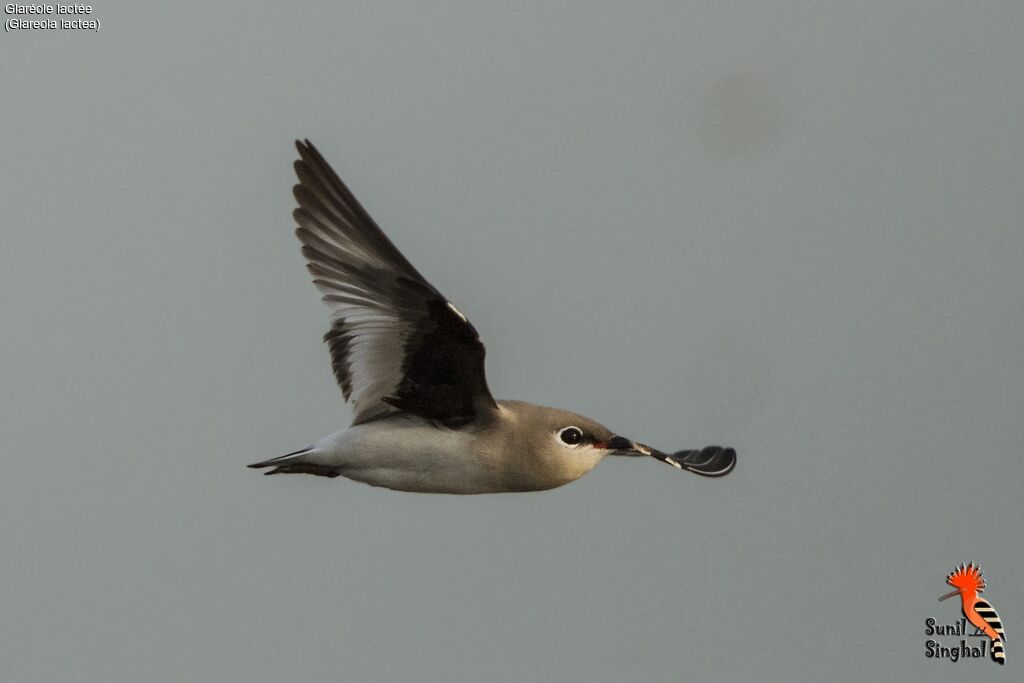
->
[672,446,737,477]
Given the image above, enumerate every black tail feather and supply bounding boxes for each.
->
[247,446,313,471]
[260,463,342,478]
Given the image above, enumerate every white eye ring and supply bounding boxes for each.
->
[557,426,584,447]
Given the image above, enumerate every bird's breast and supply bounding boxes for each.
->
[316,416,600,494]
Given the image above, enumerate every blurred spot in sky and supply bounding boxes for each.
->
[700,72,786,157]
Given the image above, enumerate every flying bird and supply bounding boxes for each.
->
[249,140,737,493]
[940,563,1006,665]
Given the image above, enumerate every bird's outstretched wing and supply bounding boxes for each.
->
[292,140,497,426]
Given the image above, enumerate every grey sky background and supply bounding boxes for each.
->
[2,2,1022,681]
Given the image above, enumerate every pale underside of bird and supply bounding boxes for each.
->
[248,140,736,494]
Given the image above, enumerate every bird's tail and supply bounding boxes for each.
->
[992,638,1005,665]
[247,447,342,478]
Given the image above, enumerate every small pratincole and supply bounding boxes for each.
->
[248,140,737,494]
[940,563,1006,665]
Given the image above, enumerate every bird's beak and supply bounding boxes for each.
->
[599,435,649,456]
[938,590,958,602]
[597,436,737,477]
[598,436,682,468]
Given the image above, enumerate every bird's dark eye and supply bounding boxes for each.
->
[558,426,584,446]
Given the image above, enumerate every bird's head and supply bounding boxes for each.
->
[500,401,735,489]
[505,405,616,486]
[939,562,985,601]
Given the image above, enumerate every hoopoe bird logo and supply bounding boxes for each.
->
[939,563,1006,665]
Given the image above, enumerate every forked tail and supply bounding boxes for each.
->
[247,447,342,478]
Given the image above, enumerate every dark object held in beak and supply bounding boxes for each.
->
[602,436,737,477]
